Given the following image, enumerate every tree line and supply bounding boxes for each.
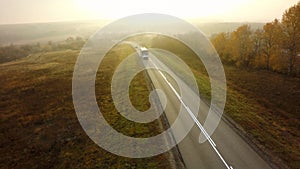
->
[211,2,300,76]
[0,36,85,63]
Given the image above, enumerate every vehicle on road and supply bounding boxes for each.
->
[140,47,149,60]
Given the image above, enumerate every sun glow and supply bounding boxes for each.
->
[76,0,251,20]
[0,0,298,24]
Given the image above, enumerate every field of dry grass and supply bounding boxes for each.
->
[223,65,300,169]
[0,44,174,169]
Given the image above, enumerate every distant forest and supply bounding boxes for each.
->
[211,2,300,76]
[0,37,85,63]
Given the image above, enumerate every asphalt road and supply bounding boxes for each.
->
[143,50,272,169]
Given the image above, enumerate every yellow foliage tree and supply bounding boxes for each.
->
[282,2,300,75]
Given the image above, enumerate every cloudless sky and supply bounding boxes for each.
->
[0,0,298,24]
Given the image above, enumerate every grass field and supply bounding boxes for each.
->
[0,44,175,168]
[144,35,299,169]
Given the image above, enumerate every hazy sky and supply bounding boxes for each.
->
[0,0,298,24]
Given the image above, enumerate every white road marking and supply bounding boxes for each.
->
[148,57,233,169]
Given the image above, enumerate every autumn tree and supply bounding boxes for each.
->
[260,19,284,70]
[230,24,253,67]
[210,2,299,75]
[281,2,300,75]
[211,32,233,63]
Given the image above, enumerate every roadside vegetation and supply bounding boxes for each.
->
[211,2,300,76]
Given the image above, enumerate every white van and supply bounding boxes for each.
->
[140,47,149,60]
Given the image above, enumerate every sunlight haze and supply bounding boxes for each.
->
[0,0,299,24]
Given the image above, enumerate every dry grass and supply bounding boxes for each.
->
[0,44,173,169]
